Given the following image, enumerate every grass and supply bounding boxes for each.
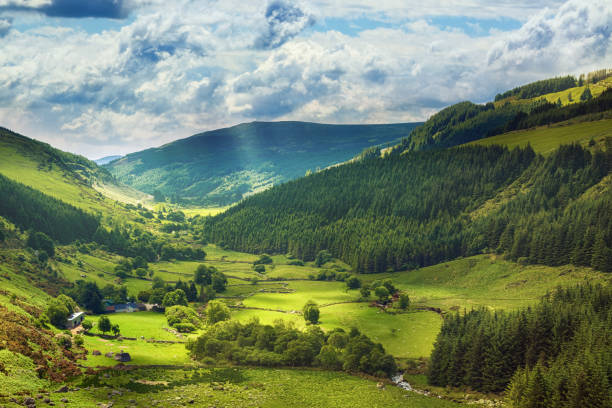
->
[0,138,133,217]
[320,305,442,359]
[182,207,229,217]
[85,311,193,341]
[80,336,191,367]
[243,281,358,311]
[0,350,49,396]
[362,254,611,311]
[24,367,462,408]
[468,118,612,154]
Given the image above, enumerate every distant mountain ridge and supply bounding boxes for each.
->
[94,155,122,165]
[105,121,422,206]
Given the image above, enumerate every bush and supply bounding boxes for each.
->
[56,334,72,349]
[253,254,273,265]
[303,301,320,324]
[398,293,410,310]
[27,231,55,257]
[205,301,231,325]
[174,323,197,333]
[165,305,202,328]
[253,264,266,273]
[346,276,361,289]
[314,250,332,267]
[162,289,188,307]
[74,335,84,347]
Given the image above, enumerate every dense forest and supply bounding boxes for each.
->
[407,80,612,151]
[0,172,99,243]
[429,283,611,407]
[201,142,612,273]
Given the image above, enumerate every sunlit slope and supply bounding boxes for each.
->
[467,117,612,153]
[106,121,421,206]
[0,127,151,213]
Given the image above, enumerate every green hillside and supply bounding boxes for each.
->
[468,117,612,153]
[406,70,612,151]
[0,127,151,212]
[106,121,421,206]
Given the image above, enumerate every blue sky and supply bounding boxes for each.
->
[0,0,610,158]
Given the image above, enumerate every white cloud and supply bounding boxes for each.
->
[0,0,610,158]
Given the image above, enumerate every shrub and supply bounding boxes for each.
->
[346,276,361,289]
[253,264,266,273]
[174,323,197,333]
[205,301,231,325]
[303,301,320,324]
[162,289,188,307]
[165,305,202,328]
[253,254,273,265]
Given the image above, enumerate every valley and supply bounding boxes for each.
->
[0,70,611,408]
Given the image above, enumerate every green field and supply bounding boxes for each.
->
[468,118,612,154]
[362,254,610,311]
[80,336,192,367]
[85,311,198,341]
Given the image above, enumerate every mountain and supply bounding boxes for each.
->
[0,127,152,211]
[105,121,422,206]
[94,155,122,165]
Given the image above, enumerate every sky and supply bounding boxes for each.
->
[0,0,610,159]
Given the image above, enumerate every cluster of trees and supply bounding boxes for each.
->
[0,173,99,244]
[45,294,79,327]
[202,142,612,274]
[97,315,120,336]
[429,284,611,407]
[114,256,150,279]
[93,224,206,262]
[27,231,55,261]
[187,320,397,378]
[136,265,228,306]
[494,76,577,101]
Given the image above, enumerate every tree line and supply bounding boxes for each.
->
[201,142,612,273]
[428,283,611,407]
[0,172,99,244]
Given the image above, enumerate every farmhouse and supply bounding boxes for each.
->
[66,311,85,329]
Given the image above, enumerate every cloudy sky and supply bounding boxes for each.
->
[0,0,610,159]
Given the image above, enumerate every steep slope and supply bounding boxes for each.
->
[106,121,421,206]
[0,127,151,212]
[201,142,612,274]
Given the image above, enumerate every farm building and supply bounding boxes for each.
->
[66,311,85,329]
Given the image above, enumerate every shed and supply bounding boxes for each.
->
[66,312,85,329]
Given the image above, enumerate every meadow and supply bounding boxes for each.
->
[1,367,463,408]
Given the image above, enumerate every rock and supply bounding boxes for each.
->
[43,398,50,403]
[36,395,43,400]
[92,350,101,356]
[23,397,36,406]
[60,398,68,403]
[376,382,385,390]
[188,399,195,404]
[56,386,68,393]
